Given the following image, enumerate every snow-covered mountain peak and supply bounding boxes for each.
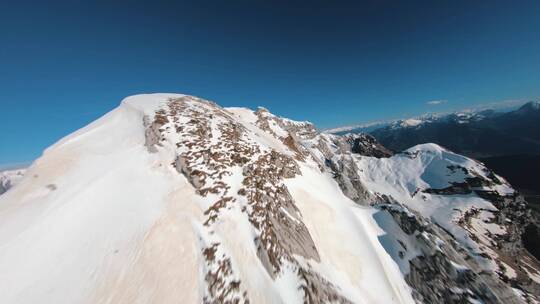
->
[121,93,187,113]
[516,100,540,113]
[0,93,538,304]
[387,111,491,130]
[0,94,415,304]
[399,119,423,128]
[400,143,513,194]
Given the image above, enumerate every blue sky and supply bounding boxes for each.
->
[1,0,540,166]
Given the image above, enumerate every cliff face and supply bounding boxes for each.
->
[0,93,538,304]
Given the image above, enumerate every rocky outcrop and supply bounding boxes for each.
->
[417,161,540,298]
[380,203,524,304]
[314,134,374,204]
[144,96,352,304]
[142,94,540,303]
[307,135,540,303]
[343,133,393,158]
[0,169,25,195]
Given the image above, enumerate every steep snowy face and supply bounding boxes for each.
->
[0,168,25,195]
[0,94,413,304]
[1,93,538,304]
[140,96,412,304]
[337,143,540,303]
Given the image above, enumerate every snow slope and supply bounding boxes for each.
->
[0,94,415,304]
[353,144,513,267]
[0,168,26,195]
[347,143,539,302]
[0,95,184,303]
[302,132,540,303]
[2,93,537,303]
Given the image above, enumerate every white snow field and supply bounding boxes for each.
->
[351,143,517,272]
[0,94,415,304]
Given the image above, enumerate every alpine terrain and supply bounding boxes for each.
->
[330,101,540,218]
[332,101,540,159]
[0,94,539,304]
[0,168,25,195]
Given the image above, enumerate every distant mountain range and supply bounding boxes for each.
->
[330,101,540,215]
[331,101,540,158]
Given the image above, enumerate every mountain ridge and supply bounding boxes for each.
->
[330,101,540,158]
[329,101,539,140]
[0,94,538,303]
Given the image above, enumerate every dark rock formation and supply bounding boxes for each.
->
[344,133,393,158]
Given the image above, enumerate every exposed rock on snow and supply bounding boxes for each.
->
[144,97,344,303]
[0,94,414,304]
[343,133,393,158]
[0,93,538,304]
[312,141,540,303]
[0,168,25,195]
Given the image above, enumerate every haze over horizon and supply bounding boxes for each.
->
[1,0,540,165]
[324,98,537,131]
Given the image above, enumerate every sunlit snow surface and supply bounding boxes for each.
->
[0,94,416,304]
[351,143,516,272]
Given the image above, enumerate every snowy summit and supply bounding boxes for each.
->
[0,94,538,304]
